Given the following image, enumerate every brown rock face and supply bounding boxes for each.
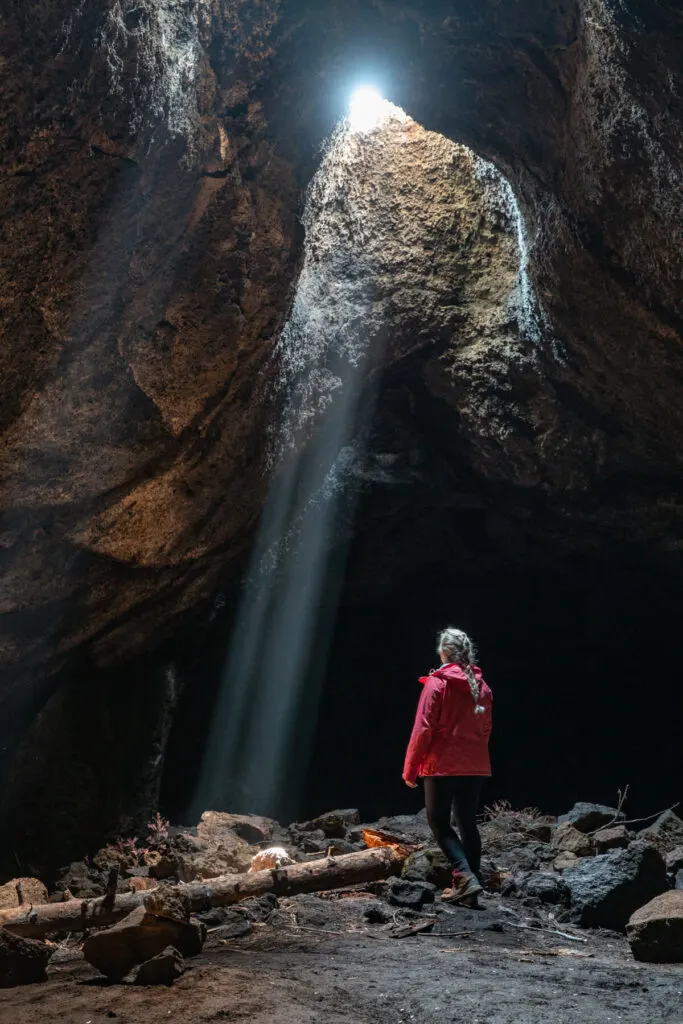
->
[0,879,48,911]
[627,891,683,964]
[0,1,682,864]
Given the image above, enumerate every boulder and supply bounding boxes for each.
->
[594,825,630,854]
[627,891,683,963]
[522,873,571,906]
[402,848,452,889]
[211,917,253,941]
[0,929,52,988]
[554,852,580,872]
[665,847,683,873]
[173,832,254,882]
[130,946,184,986]
[387,879,436,910]
[639,810,683,855]
[676,871,683,891]
[564,842,668,930]
[502,872,569,905]
[297,810,361,838]
[0,878,48,910]
[197,812,280,846]
[559,803,624,833]
[83,892,206,980]
[128,876,159,893]
[551,823,594,857]
[288,827,328,853]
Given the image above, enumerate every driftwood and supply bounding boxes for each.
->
[0,846,407,940]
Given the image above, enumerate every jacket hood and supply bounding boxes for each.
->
[419,662,484,690]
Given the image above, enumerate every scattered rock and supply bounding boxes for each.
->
[552,822,595,857]
[0,878,48,910]
[594,825,630,853]
[0,929,52,988]
[639,809,683,855]
[237,893,279,923]
[211,917,253,941]
[82,897,206,980]
[297,810,361,838]
[402,848,452,889]
[288,827,328,852]
[363,903,392,924]
[197,812,280,846]
[665,847,683,873]
[564,842,668,930]
[559,803,624,833]
[174,832,253,882]
[129,946,184,986]
[248,847,295,873]
[387,879,436,910]
[553,851,580,872]
[502,872,569,905]
[55,862,106,899]
[627,891,683,963]
[147,854,176,880]
[128,876,159,893]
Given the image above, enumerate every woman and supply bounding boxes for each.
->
[403,627,493,905]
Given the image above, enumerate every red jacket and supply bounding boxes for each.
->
[403,663,493,784]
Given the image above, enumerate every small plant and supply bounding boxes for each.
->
[146,811,170,848]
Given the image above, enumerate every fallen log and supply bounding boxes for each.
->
[0,846,407,940]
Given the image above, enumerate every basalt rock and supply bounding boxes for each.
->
[558,804,623,835]
[0,929,51,989]
[564,842,668,930]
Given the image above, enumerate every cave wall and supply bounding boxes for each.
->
[1,0,682,866]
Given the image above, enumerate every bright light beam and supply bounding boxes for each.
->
[348,87,401,133]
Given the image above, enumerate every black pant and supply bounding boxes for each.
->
[423,776,484,877]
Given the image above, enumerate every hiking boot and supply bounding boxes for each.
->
[441,870,483,906]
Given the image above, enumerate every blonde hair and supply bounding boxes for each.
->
[437,627,485,714]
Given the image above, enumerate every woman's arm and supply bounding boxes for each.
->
[402,679,443,786]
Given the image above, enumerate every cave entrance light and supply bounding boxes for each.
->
[348,87,407,133]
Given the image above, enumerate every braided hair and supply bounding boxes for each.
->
[437,627,486,714]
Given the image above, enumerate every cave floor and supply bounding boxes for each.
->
[3,892,681,1024]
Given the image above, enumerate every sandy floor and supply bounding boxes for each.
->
[2,892,681,1024]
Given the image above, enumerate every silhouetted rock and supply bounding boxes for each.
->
[552,823,595,857]
[564,842,668,930]
[0,929,51,988]
[639,809,683,855]
[298,810,361,838]
[0,878,48,910]
[627,892,683,963]
[387,879,436,910]
[129,945,184,986]
[402,848,452,889]
[211,916,253,941]
[82,893,206,980]
[558,803,623,834]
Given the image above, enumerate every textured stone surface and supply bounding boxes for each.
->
[552,823,595,857]
[0,930,51,988]
[594,826,630,854]
[639,810,683,855]
[82,902,205,980]
[0,878,48,911]
[558,804,623,834]
[402,848,453,890]
[130,945,184,986]
[564,842,668,930]
[627,891,683,964]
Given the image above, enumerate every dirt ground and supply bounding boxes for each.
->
[2,890,681,1024]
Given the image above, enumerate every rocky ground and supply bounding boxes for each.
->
[1,801,682,1020]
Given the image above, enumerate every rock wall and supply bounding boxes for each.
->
[1,0,682,866]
